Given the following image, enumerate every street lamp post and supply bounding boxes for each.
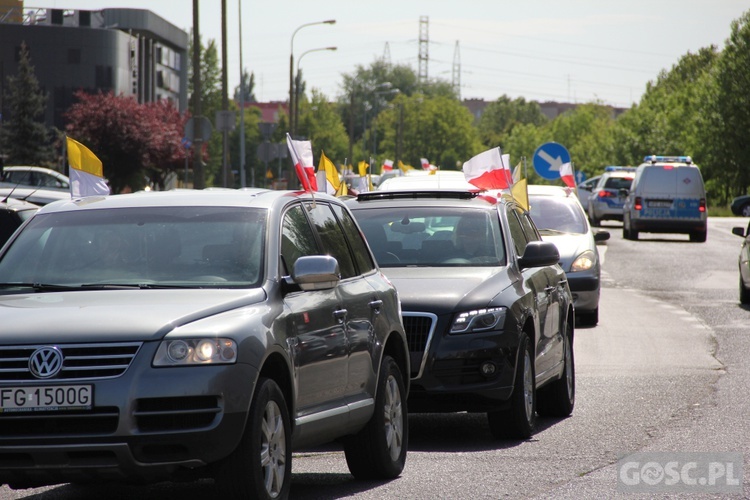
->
[289,19,335,138]
[295,46,337,138]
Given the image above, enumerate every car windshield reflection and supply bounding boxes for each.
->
[0,206,265,288]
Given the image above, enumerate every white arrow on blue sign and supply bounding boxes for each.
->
[533,142,571,180]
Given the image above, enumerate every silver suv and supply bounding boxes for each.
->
[0,189,409,498]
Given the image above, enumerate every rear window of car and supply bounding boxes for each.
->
[603,176,633,190]
[352,206,506,267]
[528,196,588,235]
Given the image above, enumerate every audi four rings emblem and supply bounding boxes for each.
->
[29,346,63,379]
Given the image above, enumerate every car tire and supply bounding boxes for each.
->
[217,377,291,500]
[344,355,407,480]
[577,308,598,327]
[537,320,575,418]
[740,275,750,305]
[689,230,707,243]
[487,335,536,439]
[588,208,600,227]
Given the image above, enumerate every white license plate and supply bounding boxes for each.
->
[648,200,672,208]
[0,385,93,412]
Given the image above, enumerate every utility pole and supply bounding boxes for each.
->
[221,0,229,187]
[191,0,205,189]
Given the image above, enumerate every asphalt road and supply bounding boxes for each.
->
[2,217,747,499]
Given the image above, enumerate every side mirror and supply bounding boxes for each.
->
[519,241,560,269]
[732,227,746,238]
[292,255,341,291]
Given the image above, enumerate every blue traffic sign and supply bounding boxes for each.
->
[575,170,586,184]
[533,142,571,180]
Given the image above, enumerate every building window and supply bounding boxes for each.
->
[79,10,91,27]
[95,65,113,89]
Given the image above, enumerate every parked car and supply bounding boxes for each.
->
[0,165,70,191]
[622,155,707,242]
[732,222,750,304]
[0,186,71,206]
[731,194,750,217]
[527,185,609,326]
[586,170,634,226]
[576,175,601,211]
[0,197,38,247]
[346,189,575,440]
[0,189,410,497]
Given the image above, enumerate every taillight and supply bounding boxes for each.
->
[634,197,643,211]
[699,198,706,213]
[597,190,615,199]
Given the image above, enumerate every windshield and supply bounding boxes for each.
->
[528,196,587,234]
[0,206,266,289]
[353,207,506,267]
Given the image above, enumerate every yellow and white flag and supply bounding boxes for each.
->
[511,161,529,211]
[319,151,340,195]
[66,137,110,197]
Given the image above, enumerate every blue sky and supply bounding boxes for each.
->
[30,1,747,107]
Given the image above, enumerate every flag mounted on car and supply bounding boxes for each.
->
[286,134,317,192]
[462,147,512,191]
[66,136,110,198]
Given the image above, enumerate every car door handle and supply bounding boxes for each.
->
[333,309,347,322]
[369,299,383,313]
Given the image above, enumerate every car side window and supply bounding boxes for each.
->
[306,202,358,279]
[280,205,319,276]
[331,204,375,275]
[517,209,542,242]
[505,207,529,257]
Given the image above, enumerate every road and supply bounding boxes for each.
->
[2,217,747,499]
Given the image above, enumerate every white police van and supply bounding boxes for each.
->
[622,155,707,242]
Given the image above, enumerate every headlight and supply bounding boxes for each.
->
[570,250,596,272]
[153,338,237,366]
[450,307,506,334]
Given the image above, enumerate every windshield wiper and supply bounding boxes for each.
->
[0,283,84,292]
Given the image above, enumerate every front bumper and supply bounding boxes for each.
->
[0,342,258,488]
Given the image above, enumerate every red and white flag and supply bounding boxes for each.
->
[462,148,512,191]
[420,158,430,170]
[560,162,575,188]
[286,134,317,192]
[382,159,394,172]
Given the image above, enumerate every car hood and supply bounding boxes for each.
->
[540,233,595,271]
[0,288,267,343]
[381,266,514,314]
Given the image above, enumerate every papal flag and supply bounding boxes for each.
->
[511,162,529,211]
[66,137,110,197]
[319,151,340,195]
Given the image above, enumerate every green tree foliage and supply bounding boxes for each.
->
[376,93,482,169]
[65,90,186,193]
[477,95,548,148]
[0,42,55,166]
[233,69,256,103]
[713,10,750,199]
[297,89,349,164]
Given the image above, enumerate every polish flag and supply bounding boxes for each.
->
[382,159,394,172]
[462,148,512,191]
[286,134,317,192]
[420,158,431,170]
[560,162,576,188]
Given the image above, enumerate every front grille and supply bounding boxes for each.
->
[0,342,141,381]
[134,396,221,432]
[402,313,436,378]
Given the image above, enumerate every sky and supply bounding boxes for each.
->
[28,1,747,108]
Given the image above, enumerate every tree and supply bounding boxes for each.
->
[233,69,256,103]
[0,41,56,166]
[713,10,750,197]
[297,89,349,165]
[477,95,548,149]
[65,90,186,193]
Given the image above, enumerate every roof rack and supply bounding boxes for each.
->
[356,190,479,202]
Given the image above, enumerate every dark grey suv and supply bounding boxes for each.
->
[347,190,575,439]
[0,189,409,499]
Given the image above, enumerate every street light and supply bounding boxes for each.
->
[295,46,337,137]
[289,19,336,137]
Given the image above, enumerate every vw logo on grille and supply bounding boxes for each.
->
[29,347,63,379]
